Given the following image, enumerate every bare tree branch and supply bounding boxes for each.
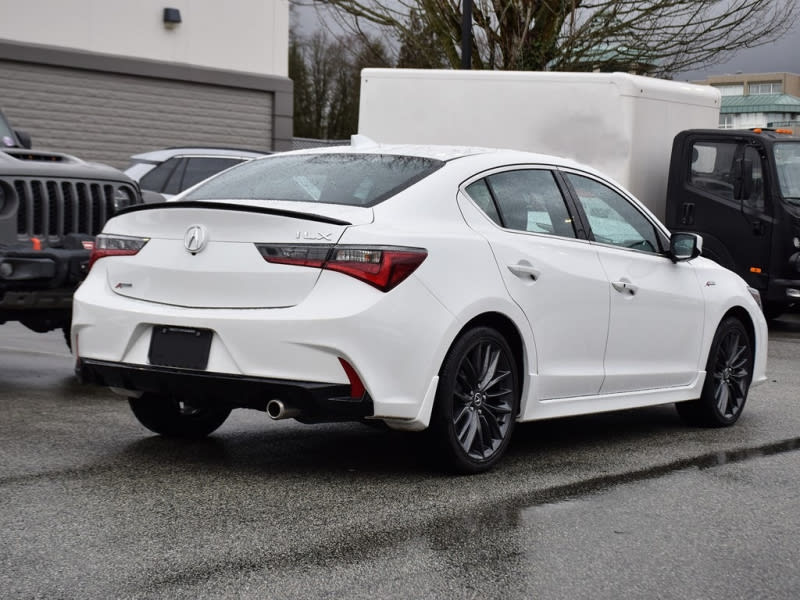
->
[308,0,798,75]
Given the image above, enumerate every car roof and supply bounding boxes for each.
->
[285,137,594,171]
[129,147,270,163]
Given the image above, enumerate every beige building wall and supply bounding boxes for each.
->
[0,0,289,77]
[693,73,800,97]
[0,0,293,163]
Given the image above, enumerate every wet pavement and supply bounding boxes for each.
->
[1,315,799,599]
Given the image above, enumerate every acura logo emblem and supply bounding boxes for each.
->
[184,225,208,254]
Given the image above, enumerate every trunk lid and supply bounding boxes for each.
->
[102,202,372,308]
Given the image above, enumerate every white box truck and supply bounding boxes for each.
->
[358,68,720,223]
[358,69,800,318]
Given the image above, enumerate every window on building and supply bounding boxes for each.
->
[749,82,782,95]
[712,84,744,96]
[719,114,735,129]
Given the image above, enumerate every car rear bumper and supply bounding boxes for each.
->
[72,262,456,426]
[76,358,373,422]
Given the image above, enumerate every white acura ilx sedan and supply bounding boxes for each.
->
[72,141,768,473]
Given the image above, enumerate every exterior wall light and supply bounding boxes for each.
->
[163,8,182,29]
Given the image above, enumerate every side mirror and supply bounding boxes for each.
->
[669,232,703,263]
[733,157,753,201]
[14,129,32,149]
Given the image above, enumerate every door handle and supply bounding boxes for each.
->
[611,280,638,296]
[508,264,540,281]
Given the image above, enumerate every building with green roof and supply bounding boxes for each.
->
[692,72,800,129]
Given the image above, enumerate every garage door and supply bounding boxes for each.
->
[0,60,273,169]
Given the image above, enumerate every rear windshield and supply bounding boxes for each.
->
[184,153,444,207]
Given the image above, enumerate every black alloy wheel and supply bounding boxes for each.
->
[431,326,519,473]
[676,316,753,427]
[129,392,232,438]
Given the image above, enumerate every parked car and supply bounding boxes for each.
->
[73,142,768,473]
[0,108,142,346]
[125,147,269,199]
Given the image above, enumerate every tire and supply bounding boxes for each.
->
[763,301,784,322]
[129,393,231,438]
[62,324,72,351]
[430,327,519,474]
[676,317,753,427]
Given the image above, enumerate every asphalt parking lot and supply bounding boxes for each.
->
[1,315,799,599]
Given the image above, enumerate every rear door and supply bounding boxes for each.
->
[459,167,610,400]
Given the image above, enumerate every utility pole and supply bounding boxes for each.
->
[461,0,472,69]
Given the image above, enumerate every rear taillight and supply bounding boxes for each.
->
[256,244,427,292]
[89,234,149,270]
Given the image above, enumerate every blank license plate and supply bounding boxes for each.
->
[148,326,213,370]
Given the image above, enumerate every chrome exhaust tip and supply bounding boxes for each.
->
[267,399,302,420]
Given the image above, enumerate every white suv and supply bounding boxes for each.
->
[125,147,268,199]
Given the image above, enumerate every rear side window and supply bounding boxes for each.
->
[182,157,243,190]
[162,159,188,195]
[465,169,576,238]
[186,153,444,206]
[140,157,182,193]
[0,111,15,145]
[464,180,502,225]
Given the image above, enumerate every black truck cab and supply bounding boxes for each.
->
[666,128,800,319]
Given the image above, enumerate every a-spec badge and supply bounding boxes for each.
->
[184,224,209,254]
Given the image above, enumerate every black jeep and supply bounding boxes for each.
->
[0,109,142,345]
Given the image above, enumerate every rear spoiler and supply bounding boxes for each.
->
[116,200,353,226]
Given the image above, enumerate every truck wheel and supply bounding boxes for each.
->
[763,302,784,321]
[429,327,519,474]
[676,317,753,427]
[129,393,231,438]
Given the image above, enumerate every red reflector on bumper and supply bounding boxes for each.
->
[338,358,366,398]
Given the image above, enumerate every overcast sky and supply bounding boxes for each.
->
[292,7,800,82]
[677,22,800,81]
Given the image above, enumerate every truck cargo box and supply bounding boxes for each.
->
[358,69,720,220]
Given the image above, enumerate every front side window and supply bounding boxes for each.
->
[689,141,766,211]
[186,154,444,207]
[774,141,800,206]
[466,169,576,238]
[689,141,737,200]
[566,173,660,253]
